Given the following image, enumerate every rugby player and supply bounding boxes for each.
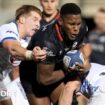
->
[20,3,91,105]
[0,5,46,105]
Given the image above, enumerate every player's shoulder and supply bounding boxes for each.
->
[0,22,19,42]
[0,22,18,37]
[87,63,105,78]
[91,63,105,71]
[41,19,56,32]
[0,22,16,31]
[32,20,56,40]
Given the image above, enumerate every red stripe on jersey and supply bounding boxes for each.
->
[55,24,63,42]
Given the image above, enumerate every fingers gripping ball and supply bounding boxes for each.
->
[63,50,84,69]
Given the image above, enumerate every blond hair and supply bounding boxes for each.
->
[15,5,42,20]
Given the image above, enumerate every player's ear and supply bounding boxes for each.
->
[58,17,63,26]
[18,16,25,24]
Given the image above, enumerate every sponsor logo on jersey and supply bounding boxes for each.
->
[43,47,56,57]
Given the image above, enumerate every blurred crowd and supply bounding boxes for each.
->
[87,8,105,65]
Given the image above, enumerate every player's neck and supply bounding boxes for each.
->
[43,10,58,22]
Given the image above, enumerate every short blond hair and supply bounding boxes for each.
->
[15,5,42,20]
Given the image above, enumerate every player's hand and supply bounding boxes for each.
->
[75,61,90,73]
[67,63,83,72]
[33,46,47,61]
[68,60,90,73]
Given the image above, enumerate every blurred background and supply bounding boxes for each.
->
[0,0,105,30]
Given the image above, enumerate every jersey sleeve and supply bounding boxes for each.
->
[80,79,91,98]
[0,25,18,42]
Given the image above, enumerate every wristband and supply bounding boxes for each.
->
[25,50,33,60]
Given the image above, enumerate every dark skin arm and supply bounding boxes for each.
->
[37,63,65,86]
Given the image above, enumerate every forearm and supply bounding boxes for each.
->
[3,40,32,60]
[44,70,65,85]
[10,44,27,60]
[80,43,92,58]
[77,93,88,105]
[37,69,65,86]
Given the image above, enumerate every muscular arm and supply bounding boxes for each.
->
[3,40,27,60]
[3,40,47,61]
[37,63,65,86]
[77,93,88,105]
[75,43,92,72]
[80,43,92,60]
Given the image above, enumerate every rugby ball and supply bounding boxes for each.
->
[63,50,84,69]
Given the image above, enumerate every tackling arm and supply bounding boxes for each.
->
[76,43,92,72]
[3,40,47,61]
[3,40,27,60]
[37,63,65,86]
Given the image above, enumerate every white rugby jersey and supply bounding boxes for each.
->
[0,22,30,73]
[80,63,105,98]
[0,22,19,42]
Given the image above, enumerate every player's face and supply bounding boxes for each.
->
[61,14,82,40]
[40,0,59,16]
[95,12,105,32]
[23,11,41,37]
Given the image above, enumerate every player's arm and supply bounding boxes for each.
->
[77,93,88,105]
[71,43,92,73]
[75,22,91,72]
[68,43,91,73]
[37,63,65,86]
[79,43,92,59]
[3,40,27,60]
[36,40,68,86]
[78,43,92,72]
[2,40,47,60]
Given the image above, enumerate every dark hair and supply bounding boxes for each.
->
[60,3,81,16]
[98,8,105,13]
[15,5,42,20]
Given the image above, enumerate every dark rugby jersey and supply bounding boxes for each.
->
[20,19,88,71]
[19,19,88,92]
[19,20,88,95]
[27,20,88,64]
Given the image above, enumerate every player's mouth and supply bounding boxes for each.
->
[71,34,78,38]
[47,9,53,11]
[32,28,38,33]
